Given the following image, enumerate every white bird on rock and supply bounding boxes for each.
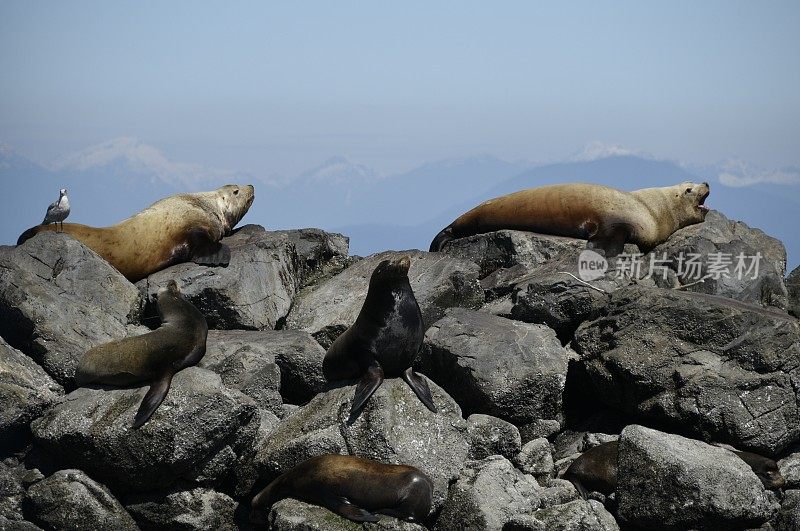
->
[42,188,70,231]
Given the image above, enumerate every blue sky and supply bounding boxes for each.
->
[1,1,799,178]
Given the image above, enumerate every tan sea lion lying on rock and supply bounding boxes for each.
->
[430,182,710,257]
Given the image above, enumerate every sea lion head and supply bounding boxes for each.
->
[371,256,412,283]
[215,184,255,233]
[734,450,786,490]
[673,181,710,224]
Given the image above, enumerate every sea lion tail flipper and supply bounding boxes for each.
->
[349,364,384,419]
[403,368,437,413]
[323,495,380,523]
[132,373,173,428]
[429,226,454,252]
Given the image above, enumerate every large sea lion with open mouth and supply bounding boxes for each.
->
[17,184,254,282]
[251,454,434,524]
[430,182,710,257]
[75,280,208,428]
[322,256,437,418]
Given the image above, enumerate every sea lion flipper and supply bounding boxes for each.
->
[190,241,231,267]
[132,372,173,429]
[173,344,206,372]
[349,363,384,419]
[322,494,380,523]
[403,367,437,413]
[588,224,628,258]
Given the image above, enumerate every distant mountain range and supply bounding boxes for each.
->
[1,139,797,271]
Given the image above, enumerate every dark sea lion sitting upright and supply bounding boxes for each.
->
[251,454,433,523]
[18,184,255,282]
[430,182,710,257]
[75,280,208,428]
[563,440,786,499]
[322,256,437,418]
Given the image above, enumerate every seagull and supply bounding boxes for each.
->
[42,188,70,231]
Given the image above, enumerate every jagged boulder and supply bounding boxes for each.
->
[649,210,788,308]
[514,439,555,481]
[788,266,800,318]
[436,230,584,279]
[0,338,62,452]
[0,233,142,387]
[773,489,800,531]
[254,378,469,510]
[509,499,619,531]
[30,367,259,494]
[25,469,137,531]
[434,456,541,530]
[272,228,353,288]
[137,225,299,331]
[779,452,800,489]
[466,414,522,461]
[573,285,800,455]
[420,309,569,427]
[267,499,426,530]
[617,425,778,530]
[0,458,43,522]
[199,329,325,417]
[284,250,483,347]
[124,487,237,531]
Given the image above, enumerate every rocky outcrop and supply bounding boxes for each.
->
[254,378,469,510]
[434,456,541,531]
[272,228,353,288]
[421,309,569,427]
[267,499,426,530]
[0,233,142,387]
[466,414,522,461]
[788,266,800,318]
[649,210,788,308]
[0,339,62,453]
[30,367,259,494]
[573,285,800,455]
[137,225,300,331]
[514,438,555,481]
[0,458,43,523]
[284,251,483,347]
[200,329,325,417]
[617,425,778,530]
[124,487,238,531]
[25,469,138,531]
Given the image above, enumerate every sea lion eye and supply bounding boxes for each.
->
[685,187,693,194]
[233,189,239,195]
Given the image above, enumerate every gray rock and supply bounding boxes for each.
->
[552,432,618,462]
[518,419,562,443]
[137,225,299,331]
[421,309,569,426]
[529,499,619,531]
[200,329,326,415]
[466,414,522,461]
[537,479,580,509]
[437,230,584,279]
[124,487,237,531]
[284,250,483,348]
[773,489,800,531]
[26,469,137,531]
[267,498,426,530]
[0,338,62,452]
[778,452,800,489]
[0,459,43,522]
[514,438,555,481]
[0,232,141,387]
[30,367,259,494]
[254,377,469,510]
[788,266,800,318]
[434,456,541,531]
[617,425,778,530]
[0,517,43,531]
[649,210,788,308]
[272,228,353,288]
[573,285,800,455]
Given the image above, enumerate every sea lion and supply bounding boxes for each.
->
[251,454,433,524]
[562,440,786,498]
[75,279,208,428]
[322,256,437,418]
[430,182,710,257]
[17,184,254,282]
